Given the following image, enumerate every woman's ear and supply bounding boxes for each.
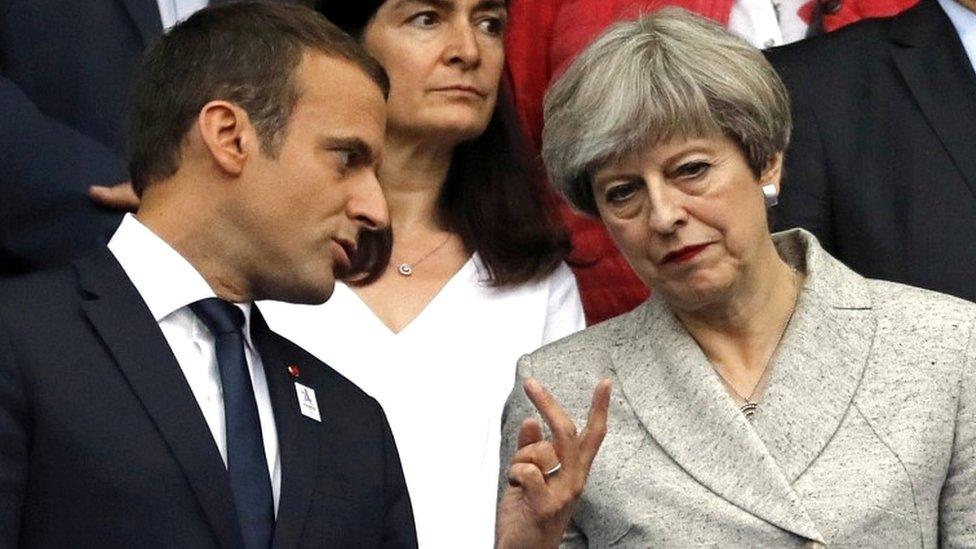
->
[196,100,255,177]
[759,152,784,193]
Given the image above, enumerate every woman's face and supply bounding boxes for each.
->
[591,135,782,312]
[363,0,507,143]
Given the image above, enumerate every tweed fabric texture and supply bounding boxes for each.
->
[500,229,976,547]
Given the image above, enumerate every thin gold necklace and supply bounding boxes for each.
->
[394,234,452,277]
[713,268,800,419]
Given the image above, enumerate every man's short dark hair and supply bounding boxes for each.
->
[128,1,389,193]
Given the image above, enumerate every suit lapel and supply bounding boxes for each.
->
[251,308,320,548]
[75,250,244,549]
[750,234,875,484]
[889,0,976,200]
[119,0,163,46]
[612,295,824,542]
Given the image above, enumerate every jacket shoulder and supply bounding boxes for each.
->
[867,278,976,335]
[0,266,83,322]
[766,14,891,72]
[526,301,645,367]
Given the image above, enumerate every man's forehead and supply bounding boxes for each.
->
[295,53,385,114]
[297,51,379,92]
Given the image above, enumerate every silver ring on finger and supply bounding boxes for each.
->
[543,462,562,478]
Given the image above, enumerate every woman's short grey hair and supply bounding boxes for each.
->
[542,8,792,216]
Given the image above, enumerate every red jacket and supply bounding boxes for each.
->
[506,0,918,325]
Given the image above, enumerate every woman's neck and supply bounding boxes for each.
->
[674,240,801,372]
[380,131,456,234]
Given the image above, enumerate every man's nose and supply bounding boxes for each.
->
[347,170,390,232]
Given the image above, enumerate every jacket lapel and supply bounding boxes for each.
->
[750,232,875,483]
[612,294,824,542]
[119,0,163,46]
[251,308,320,548]
[75,249,244,548]
[889,0,976,200]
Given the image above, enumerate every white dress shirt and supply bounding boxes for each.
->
[729,0,812,48]
[108,214,281,513]
[156,0,209,31]
[939,0,976,72]
[261,257,585,548]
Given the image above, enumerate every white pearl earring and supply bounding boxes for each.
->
[762,183,779,207]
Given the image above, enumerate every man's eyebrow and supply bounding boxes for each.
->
[387,0,506,15]
[473,0,506,12]
[388,0,455,13]
[319,137,376,164]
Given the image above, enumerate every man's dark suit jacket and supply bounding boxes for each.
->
[0,248,417,547]
[768,0,976,303]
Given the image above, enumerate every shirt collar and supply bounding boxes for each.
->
[107,214,255,338]
[939,0,976,71]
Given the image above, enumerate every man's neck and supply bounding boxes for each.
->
[136,188,253,303]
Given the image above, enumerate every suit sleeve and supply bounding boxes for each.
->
[768,56,837,253]
[939,318,976,545]
[0,308,28,546]
[0,74,125,274]
[379,406,418,549]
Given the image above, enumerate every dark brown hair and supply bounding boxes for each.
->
[127,1,389,193]
[127,1,392,281]
[319,0,570,286]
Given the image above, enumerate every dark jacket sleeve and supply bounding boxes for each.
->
[379,407,418,549]
[0,305,28,546]
[0,74,125,275]
[767,50,837,253]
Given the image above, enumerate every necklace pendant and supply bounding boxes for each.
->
[740,401,758,419]
[397,263,414,276]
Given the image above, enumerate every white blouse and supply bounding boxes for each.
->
[260,256,585,548]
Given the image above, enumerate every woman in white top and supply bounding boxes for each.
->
[260,1,585,546]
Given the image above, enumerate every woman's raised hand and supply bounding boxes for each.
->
[496,377,612,548]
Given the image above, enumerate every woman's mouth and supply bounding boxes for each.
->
[661,243,710,265]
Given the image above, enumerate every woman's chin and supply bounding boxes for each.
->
[401,112,491,142]
[658,275,736,312]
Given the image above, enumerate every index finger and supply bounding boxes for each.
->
[522,378,579,450]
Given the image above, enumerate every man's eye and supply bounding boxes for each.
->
[408,11,439,28]
[335,150,356,168]
[477,16,506,36]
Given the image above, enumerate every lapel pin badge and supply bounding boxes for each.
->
[294,379,321,422]
[287,364,301,379]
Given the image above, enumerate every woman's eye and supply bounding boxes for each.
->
[604,182,639,204]
[673,161,710,179]
[477,16,506,36]
[408,11,439,28]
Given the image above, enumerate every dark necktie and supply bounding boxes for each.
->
[190,298,274,549]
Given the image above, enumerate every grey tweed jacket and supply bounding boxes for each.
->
[501,230,976,547]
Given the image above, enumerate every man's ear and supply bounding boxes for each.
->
[759,152,784,193]
[197,100,255,177]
